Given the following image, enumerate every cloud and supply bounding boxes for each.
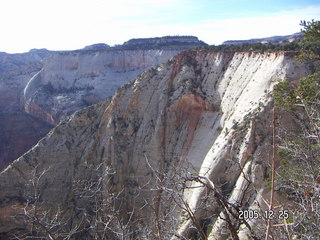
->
[0,1,319,53]
[0,0,197,52]
[203,5,320,44]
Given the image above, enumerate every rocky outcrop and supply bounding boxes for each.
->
[0,50,317,239]
[83,43,111,50]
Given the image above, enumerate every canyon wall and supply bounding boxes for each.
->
[23,49,181,124]
[0,50,316,239]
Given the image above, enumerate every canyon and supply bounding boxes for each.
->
[0,36,205,171]
[0,48,317,239]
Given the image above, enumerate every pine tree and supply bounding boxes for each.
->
[298,19,320,61]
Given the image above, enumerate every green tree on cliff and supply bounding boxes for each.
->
[298,19,320,61]
[274,73,320,239]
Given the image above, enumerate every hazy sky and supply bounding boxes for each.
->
[0,0,319,53]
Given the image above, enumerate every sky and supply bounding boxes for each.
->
[0,0,319,53]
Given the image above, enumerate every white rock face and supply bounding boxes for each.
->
[23,49,181,124]
[0,50,316,238]
[187,52,301,206]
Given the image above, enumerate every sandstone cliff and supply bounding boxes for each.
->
[23,36,206,125]
[0,50,316,239]
[23,49,182,124]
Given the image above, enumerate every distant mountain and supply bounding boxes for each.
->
[223,32,303,45]
[119,36,207,50]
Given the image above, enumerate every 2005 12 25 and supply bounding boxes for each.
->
[239,209,289,220]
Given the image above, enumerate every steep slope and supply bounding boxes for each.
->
[0,50,316,239]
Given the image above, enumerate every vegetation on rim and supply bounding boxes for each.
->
[272,19,320,239]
